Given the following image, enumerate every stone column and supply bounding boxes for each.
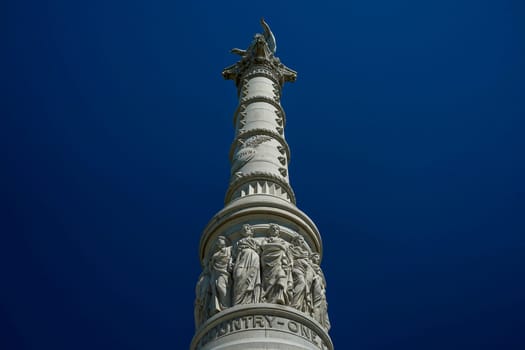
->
[225,60,294,204]
[191,19,333,350]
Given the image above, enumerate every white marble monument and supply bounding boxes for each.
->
[191,19,333,350]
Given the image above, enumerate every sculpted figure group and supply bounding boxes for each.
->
[194,224,330,331]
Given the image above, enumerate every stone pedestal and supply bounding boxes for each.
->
[191,305,333,350]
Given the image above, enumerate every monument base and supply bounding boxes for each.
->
[191,304,333,350]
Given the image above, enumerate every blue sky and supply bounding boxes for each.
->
[3,0,525,349]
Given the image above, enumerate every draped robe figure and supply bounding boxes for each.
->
[233,224,261,304]
[261,224,292,305]
[194,261,211,329]
[290,236,314,314]
[311,254,331,331]
[208,237,232,316]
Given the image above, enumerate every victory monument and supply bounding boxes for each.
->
[191,19,333,350]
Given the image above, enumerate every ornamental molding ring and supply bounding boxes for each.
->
[240,94,282,111]
[199,196,323,262]
[226,59,296,87]
[225,171,296,204]
[240,66,282,87]
[233,98,287,128]
[229,128,291,162]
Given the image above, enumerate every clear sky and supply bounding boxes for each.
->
[3,0,525,349]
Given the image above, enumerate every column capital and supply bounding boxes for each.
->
[222,20,297,86]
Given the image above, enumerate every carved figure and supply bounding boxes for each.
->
[208,236,233,316]
[311,253,331,331]
[194,260,211,328]
[232,224,261,304]
[261,224,292,305]
[223,19,296,84]
[230,18,275,57]
[290,235,314,314]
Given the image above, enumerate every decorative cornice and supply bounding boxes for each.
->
[241,66,282,88]
[199,195,323,262]
[223,57,296,87]
[222,26,297,87]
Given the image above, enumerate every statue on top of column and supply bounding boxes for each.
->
[222,19,297,84]
[231,18,276,57]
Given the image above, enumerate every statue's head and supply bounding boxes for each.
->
[241,224,253,237]
[215,236,228,249]
[253,33,265,42]
[292,235,306,246]
[311,253,321,265]
[268,224,280,237]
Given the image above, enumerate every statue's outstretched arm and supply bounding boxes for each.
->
[231,48,246,56]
